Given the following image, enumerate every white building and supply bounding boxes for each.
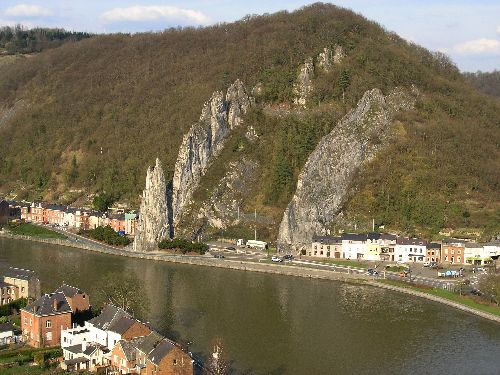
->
[61,325,89,348]
[60,304,152,372]
[341,234,368,260]
[395,238,427,263]
[63,210,75,227]
[464,243,486,265]
[0,323,14,345]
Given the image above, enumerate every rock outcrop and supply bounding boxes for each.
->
[293,57,314,107]
[134,158,169,251]
[317,45,344,72]
[278,87,418,250]
[171,80,253,230]
[197,157,258,229]
[0,99,25,130]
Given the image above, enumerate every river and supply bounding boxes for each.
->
[1,237,499,374]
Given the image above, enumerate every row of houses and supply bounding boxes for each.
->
[0,267,40,306]
[310,233,500,265]
[21,284,195,374]
[5,200,138,235]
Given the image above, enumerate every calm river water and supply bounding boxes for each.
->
[0,237,499,374]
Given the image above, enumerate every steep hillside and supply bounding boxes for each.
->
[0,3,498,242]
[464,70,500,98]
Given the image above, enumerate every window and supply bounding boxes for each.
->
[45,332,52,341]
[173,359,177,365]
[320,251,323,255]
[46,320,52,328]
[451,250,454,255]
[21,287,25,292]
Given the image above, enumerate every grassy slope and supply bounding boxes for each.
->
[0,4,498,239]
[378,279,500,317]
[8,223,66,239]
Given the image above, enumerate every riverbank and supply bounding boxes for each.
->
[1,230,499,324]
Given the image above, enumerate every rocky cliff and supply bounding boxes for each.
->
[171,80,253,231]
[133,158,169,251]
[197,156,258,230]
[293,57,315,107]
[278,87,418,250]
[317,45,344,72]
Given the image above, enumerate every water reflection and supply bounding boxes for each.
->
[1,238,499,375]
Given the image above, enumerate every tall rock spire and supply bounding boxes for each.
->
[171,79,253,232]
[134,158,169,251]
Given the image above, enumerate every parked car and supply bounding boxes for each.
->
[226,246,236,250]
[367,269,379,276]
[282,254,294,260]
[423,261,431,267]
[213,254,225,259]
[396,260,406,265]
[271,256,283,263]
[399,271,409,277]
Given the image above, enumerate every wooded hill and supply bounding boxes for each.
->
[464,70,500,98]
[0,25,91,55]
[0,3,498,240]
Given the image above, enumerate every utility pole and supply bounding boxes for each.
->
[372,218,375,232]
[254,209,257,241]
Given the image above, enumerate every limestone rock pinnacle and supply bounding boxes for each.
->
[134,158,168,251]
[171,80,253,231]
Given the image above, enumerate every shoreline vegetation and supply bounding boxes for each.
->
[0,230,499,324]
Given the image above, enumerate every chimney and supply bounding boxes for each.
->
[82,340,87,352]
[53,298,58,311]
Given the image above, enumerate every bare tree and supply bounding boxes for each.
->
[96,271,149,316]
[478,273,500,306]
[204,337,230,375]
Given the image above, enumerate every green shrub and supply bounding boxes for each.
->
[158,239,208,254]
[79,225,130,246]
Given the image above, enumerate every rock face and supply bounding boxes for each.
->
[293,57,315,107]
[197,157,258,229]
[171,80,253,231]
[278,87,418,250]
[134,158,169,251]
[0,99,25,130]
[317,45,344,72]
